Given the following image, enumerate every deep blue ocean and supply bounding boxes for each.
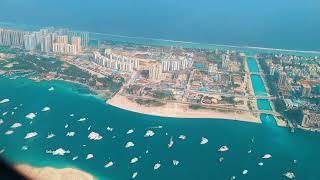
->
[0,0,320,51]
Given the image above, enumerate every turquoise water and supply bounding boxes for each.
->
[0,76,320,179]
[250,75,267,96]
[247,57,260,73]
[257,99,272,111]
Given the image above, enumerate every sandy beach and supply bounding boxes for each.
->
[107,94,261,123]
[15,164,95,180]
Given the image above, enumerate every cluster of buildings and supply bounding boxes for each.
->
[0,27,89,55]
[93,49,140,73]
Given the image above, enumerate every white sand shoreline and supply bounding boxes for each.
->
[15,164,95,180]
[107,94,261,123]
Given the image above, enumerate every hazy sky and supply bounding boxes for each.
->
[0,0,319,50]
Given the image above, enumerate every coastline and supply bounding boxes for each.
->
[15,164,95,180]
[107,94,261,123]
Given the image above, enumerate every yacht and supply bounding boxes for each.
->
[154,162,161,170]
[242,169,248,175]
[144,130,155,137]
[200,137,208,145]
[168,136,174,148]
[104,161,114,168]
[262,154,272,159]
[179,135,186,140]
[46,133,55,139]
[125,142,135,148]
[130,157,138,164]
[218,146,229,152]
[283,172,295,179]
[132,172,138,179]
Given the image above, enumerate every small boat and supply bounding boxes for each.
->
[46,133,55,139]
[41,107,51,112]
[66,132,75,137]
[78,118,86,122]
[25,113,36,120]
[72,156,78,161]
[48,87,54,91]
[69,114,74,117]
[88,132,103,140]
[200,137,208,145]
[130,157,138,164]
[168,136,174,148]
[0,119,4,124]
[154,162,161,170]
[88,126,91,130]
[132,172,138,179]
[283,172,295,179]
[0,149,5,154]
[248,150,252,154]
[125,142,135,148]
[219,157,224,162]
[262,154,272,159]
[86,154,94,160]
[179,135,186,140]
[104,161,114,168]
[5,130,14,135]
[127,129,134,134]
[65,124,69,128]
[258,162,264,166]
[107,127,113,132]
[173,160,179,166]
[293,160,298,164]
[2,112,8,116]
[11,123,22,128]
[0,98,10,104]
[145,150,149,154]
[218,146,229,152]
[21,146,28,151]
[144,130,155,137]
[242,169,248,175]
[230,176,236,180]
[24,132,38,139]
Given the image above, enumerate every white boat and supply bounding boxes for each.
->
[145,150,149,154]
[11,112,14,115]
[48,87,54,91]
[65,124,69,128]
[66,132,76,137]
[219,157,224,162]
[248,150,252,154]
[41,107,51,112]
[88,132,103,140]
[131,172,138,179]
[24,132,38,139]
[125,142,135,148]
[200,137,208,145]
[47,133,55,139]
[11,123,22,128]
[130,157,138,164]
[78,118,86,122]
[107,127,113,132]
[5,130,14,135]
[2,112,8,116]
[69,114,74,117]
[86,154,94,160]
[173,160,179,166]
[231,176,236,180]
[258,162,264,166]
[0,119,4,124]
[88,126,91,130]
[179,135,186,140]
[0,98,10,104]
[150,126,163,129]
[242,169,248,175]
[13,107,18,110]
[72,156,78,160]
[168,136,174,148]
[283,172,295,179]
[0,149,5,154]
[51,148,70,156]
[153,162,161,170]
[218,146,229,152]
[262,154,272,159]
[25,113,36,120]
[144,130,155,137]
[104,161,114,168]
[127,129,134,134]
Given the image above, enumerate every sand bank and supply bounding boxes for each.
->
[15,164,95,180]
[107,94,260,123]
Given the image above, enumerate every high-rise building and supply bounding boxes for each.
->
[41,35,52,52]
[222,54,230,70]
[71,36,82,52]
[161,58,193,72]
[23,33,37,51]
[278,72,287,88]
[56,35,68,44]
[0,29,25,47]
[149,63,162,81]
